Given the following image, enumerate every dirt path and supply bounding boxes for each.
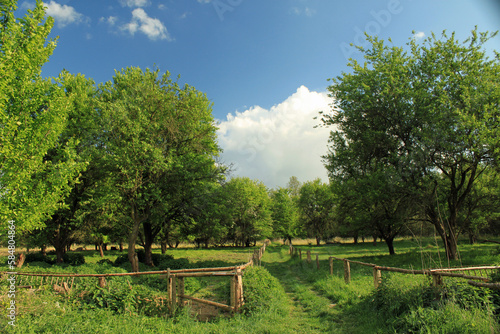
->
[263,258,341,334]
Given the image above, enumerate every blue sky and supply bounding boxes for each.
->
[19,0,500,188]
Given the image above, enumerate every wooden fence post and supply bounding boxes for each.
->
[177,277,184,308]
[373,267,382,288]
[316,254,320,270]
[432,273,443,287]
[343,259,351,284]
[307,250,311,263]
[329,257,333,276]
[232,267,243,312]
[98,276,106,288]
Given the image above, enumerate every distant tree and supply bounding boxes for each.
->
[224,177,272,247]
[297,179,335,245]
[270,187,300,245]
[0,0,83,232]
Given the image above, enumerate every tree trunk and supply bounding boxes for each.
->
[161,241,167,254]
[142,221,154,267]
[55,245,65,263]
[119,242,123,252]
[385,237,395,255]
[98,243,104,258]
[353,235,358,244]
[316,236,321,246]
[128,204,145,272]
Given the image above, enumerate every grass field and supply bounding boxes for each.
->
[2,237,500,333]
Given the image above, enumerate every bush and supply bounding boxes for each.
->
[97,259,114,266]
[113,250,175,266]
[25,252,55,264]
[241,266,289,316]
[24,252,85,266]
[373,275,497,333]
[62,253,85,266]
[372,274,436,319]
[79,278,169,317]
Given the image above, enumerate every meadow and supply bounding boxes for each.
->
[2,237,500,333]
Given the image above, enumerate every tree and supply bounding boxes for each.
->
[99,67,222,270]
[0,0,82,232]
[224,177,272,247]
[322,29,500,259]
[270,187,299,245]
[297,179,335,245]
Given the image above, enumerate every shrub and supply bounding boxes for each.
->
[113,250,175,267]
[25,252,55,264]
[372,274,436,319]
[62,253,85,266]
[241,266,289,316]
[79,278,169,317]
[97,259,114,266]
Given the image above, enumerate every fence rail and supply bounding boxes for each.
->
[1,241,270,315]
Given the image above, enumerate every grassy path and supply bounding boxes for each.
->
[262,247,342,334]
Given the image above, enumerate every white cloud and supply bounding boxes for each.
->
[217,86,333,189]
[197,0,212,3]
[290,6,316,17]
[107,16,118,26]
[43,1,85,28]
[119,0,150,7]
[412,31,425,40]
[121,8,172,41]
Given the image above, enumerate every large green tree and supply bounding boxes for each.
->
[99,67,221,270]
[0,0,82,232]
[322,29,500,259]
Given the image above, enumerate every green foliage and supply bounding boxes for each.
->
[224,177,273,247]
[24,251,85,266]
[0,0,84,232]
[241,266,289,316]
[297,179,335,245]
[270,186,300,242]
[79,278,169,317]
[62,252,85,266]
[113,250,174,267]
[323,29,500,260]
[373,275,496,333]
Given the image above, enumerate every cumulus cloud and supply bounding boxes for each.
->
[43,1,85,28]
[121,8,172,41]
[217,86,333,189]
[119,0,150,7]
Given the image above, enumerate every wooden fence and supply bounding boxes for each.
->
[1,241,270,315]
[288,245,500,290]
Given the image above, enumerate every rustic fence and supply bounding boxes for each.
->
[288,245,500,290]
[1,241,270,315]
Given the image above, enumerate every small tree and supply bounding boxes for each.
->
[297,179,335,245]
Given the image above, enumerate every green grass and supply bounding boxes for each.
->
[2,238,500,333]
